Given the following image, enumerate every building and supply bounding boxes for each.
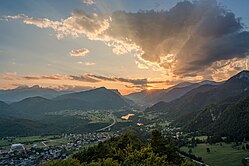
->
[9,143,26,153]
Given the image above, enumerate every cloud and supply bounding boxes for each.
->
[125,84,153,90]
[84,62,95,66]
[83,0,95,5]
[22,74,99,83]
[23,75,64,80]
[20,73,169,86]
[5,11,110,40]
[0,72,18,80]
[69,74,99,82]
[51,84,93,91]
[77,61,95,65]
[87,74,169,85]
[1,72,176,91]
[70,48,90,57]
[135,60,148,69]
[108,1,249,76]
[86,74,115,81]
[86,73,175,90]
[5,0,249,79]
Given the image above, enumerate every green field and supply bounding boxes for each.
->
[0,135,57,146]
[181,143,249,166]
[0,135,67,151]
[46,110,114,124]
[43,138,69,147]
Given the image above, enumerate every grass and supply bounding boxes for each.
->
[0,135,65,151]
[0,136,52,146]
[45,138,69,147]
[47,109,113,124]
[181,143,249,166]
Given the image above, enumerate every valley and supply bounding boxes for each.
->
[1,71,249,165]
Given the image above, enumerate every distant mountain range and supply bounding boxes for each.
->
[125,80,222,106]
[0,87,131,137]
[1,70,249,138]
[146,70,249,119]
[0,85,72,103]
[7,87,131,119]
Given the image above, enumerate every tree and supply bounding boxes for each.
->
[151,130,164,155]
[246,144,249,150]
[188,148,192,154]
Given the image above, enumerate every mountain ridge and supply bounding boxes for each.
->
[146,70,249,119]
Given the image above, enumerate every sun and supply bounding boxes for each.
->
[146,87,153,91]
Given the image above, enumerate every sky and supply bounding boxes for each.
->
[0,0,249,95]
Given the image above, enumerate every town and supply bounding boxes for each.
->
[0,132,118,166]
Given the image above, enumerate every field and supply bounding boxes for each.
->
[0,135,67,151]
[181,143,249,166]
[46,109,113,124]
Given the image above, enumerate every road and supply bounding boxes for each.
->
[41,141,47,147]
[97,112,116,132]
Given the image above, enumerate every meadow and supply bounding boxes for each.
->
[0,135,67,151]
[181,143,249,166]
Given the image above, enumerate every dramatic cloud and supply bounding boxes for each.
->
[109,0,249,76]
[70,48,90,57]
[5,0,249,79]
[5,11,110,40]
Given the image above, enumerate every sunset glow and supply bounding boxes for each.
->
[0,0,249,94]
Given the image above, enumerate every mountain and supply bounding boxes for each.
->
[0,100,12,116]
[146,70,249,119]
[180,91,249,140]
[0,87,131,137]
[54,87,130,109]
[0,85,70,103]
[0,117,49,137]
[10,87,131,119]
[125,89,166,106]
[126,80,221,106]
